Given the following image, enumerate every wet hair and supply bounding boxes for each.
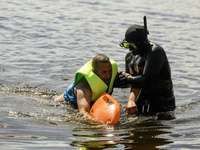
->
[92,54,110,72]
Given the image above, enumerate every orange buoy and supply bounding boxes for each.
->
[90,92,121,125]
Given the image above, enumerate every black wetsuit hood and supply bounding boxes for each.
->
[125,25,146,43]
[124,24,149,55]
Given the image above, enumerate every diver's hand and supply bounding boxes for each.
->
[114,71,130,88]
[126,99,138,115]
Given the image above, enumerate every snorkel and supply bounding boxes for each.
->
[143,15,148,45]
[132,16,149,55]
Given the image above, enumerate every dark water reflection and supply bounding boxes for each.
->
[120,119,172,150]
[69,116,174,150]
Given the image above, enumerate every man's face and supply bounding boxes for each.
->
[94,62,112,84]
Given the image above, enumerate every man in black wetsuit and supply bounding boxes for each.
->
[119,17,175,115]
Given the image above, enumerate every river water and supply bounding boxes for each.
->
[0,0,200,149]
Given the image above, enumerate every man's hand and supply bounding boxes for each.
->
[114,71,130,88]
[126,88,141,115]
[126,99,138,115]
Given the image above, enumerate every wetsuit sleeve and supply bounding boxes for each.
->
[125,52,132,74]
[128,47,166,87]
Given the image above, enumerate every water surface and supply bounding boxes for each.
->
[1,0,200,149]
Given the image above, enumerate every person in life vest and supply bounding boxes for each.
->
[55,54,123,121]
[119,16,176,115]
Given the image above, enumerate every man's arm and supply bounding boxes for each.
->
[126,87,142,115]
[75,78,95,120]
[54,94,65,101]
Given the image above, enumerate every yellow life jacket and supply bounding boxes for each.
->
[74,59,118,102]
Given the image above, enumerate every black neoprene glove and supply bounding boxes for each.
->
[114,71,130,88]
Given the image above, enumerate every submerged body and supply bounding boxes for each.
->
[125,42,175,114]
[119,21,175,115]
[55,54,118,121]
